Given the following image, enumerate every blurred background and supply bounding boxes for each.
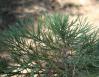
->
[0,0,99,29]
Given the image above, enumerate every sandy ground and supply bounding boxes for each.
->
[14,0,99,28]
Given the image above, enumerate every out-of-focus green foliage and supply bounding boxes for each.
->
[0,14,99,77]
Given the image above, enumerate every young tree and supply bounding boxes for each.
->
[0,14,99,77]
